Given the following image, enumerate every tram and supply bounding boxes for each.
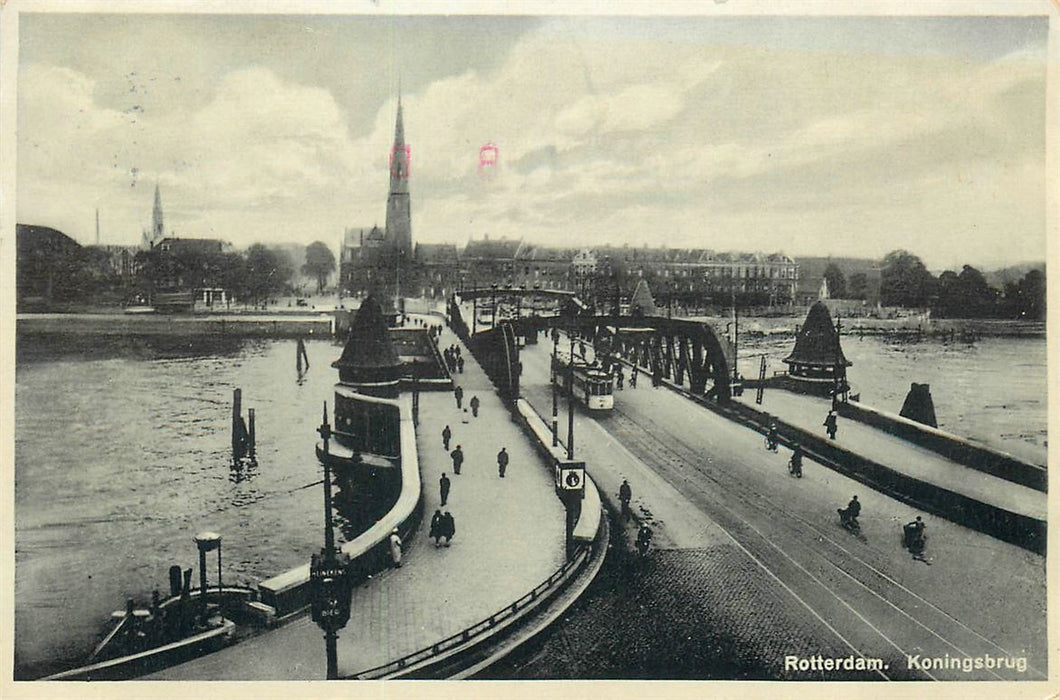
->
[551,350,615,411]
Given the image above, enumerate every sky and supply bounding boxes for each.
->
[14,9,1051,271]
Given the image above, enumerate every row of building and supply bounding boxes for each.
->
[341,233,815,307]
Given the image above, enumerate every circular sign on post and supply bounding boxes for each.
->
[564,470,583,489]
[557,460,586,498]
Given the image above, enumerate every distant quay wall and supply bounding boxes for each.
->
[17,313,335,338]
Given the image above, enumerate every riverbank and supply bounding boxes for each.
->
[17,312,335,338]
[690,314,1044,339]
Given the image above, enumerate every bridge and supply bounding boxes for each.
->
[448,294,735,404]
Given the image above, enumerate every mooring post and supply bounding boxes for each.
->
[247,408,256,457]
[297,338,310,373]
[232,388,242,459]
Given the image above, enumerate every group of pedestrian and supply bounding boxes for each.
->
[443,434,511,481]
[428,509,457,547]
[428,391,514,556]
[443,344,464,374]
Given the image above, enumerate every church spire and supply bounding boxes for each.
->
[151,183,164,243]
[386,92,412,257]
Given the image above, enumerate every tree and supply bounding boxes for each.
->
[302,241,337,294]
[822,263,847,299]
[933,269,961,317]
[880,250,937,308]
[847,272,868,300]
[244,244,294,305]
[956,264,996,317]
[1013,268,1046,320]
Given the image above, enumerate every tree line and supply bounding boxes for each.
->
[822,251,1045,320]
[133,240,337,305]
[16,230,337,309]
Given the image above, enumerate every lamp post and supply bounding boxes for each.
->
[472,286,478,336]
[491,283,498,329]
[551,327,559,447]
[193,532,221,625]
[312,402,351,680]
[731,287,739,392]
[833,313,844,409]
[567,328,575,460]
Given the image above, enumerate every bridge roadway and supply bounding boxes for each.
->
[145,318,567,680]
[518,337,1047,680]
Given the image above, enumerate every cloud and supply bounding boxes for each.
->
[15,17,1048,269]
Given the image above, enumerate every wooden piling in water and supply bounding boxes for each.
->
[231,389,251,460]
[297,338,310,373]
[248,408,256,456]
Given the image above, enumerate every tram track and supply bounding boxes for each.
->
[601,404,1043,681]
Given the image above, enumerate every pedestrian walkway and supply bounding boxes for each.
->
[743,390,1046,520]
[147,317,566,679]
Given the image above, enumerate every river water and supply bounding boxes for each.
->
[13,328,1048,678]
[734,332,1048,466]
[14,335,349,679]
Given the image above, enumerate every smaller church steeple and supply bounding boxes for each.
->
[151,183,164,243]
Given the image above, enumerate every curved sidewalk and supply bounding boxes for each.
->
[146,321,567,680]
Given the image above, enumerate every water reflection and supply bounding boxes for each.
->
[229,455,258,484]
[17,333,252,364]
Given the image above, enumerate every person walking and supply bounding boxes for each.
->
[788,443,804,477]
[629,366,638,388]
[497,447,509,478]
[389,528,403,568]
[451,445,464,475]
[470,395,481,418]
[824,411,838,440]
[439,472,451,505]
[616,368,624,390]
[618,479,632,521]
[429,509,444,547]
[440,511,456,547]
[454,385,464,410]
[457,356,464,374]
[442,424,452,451]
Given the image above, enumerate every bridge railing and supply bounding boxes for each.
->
[353,543,591,679]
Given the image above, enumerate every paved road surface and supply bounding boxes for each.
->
[516,336,1046,681]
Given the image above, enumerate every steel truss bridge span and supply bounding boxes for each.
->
[516,315,734,403]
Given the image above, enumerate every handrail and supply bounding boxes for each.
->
[355,545,590,679]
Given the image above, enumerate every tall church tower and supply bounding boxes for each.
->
[385,96,412,258]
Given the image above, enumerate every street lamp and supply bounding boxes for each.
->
[312,403,351,680]
[491,283,498,329]
[567,327,575,460]
[551,328,559,447]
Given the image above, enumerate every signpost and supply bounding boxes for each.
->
[555,459,585,559]
[314,403,351,680]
